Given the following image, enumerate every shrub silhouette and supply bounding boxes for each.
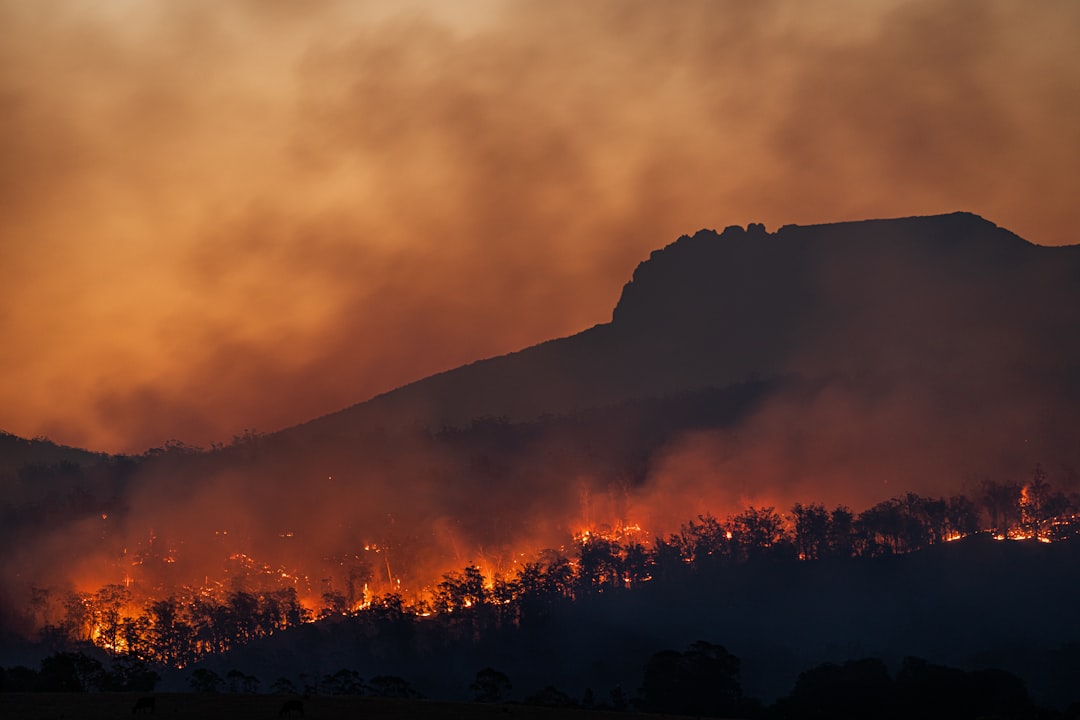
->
[776,658,894,720]
[638,640,741,717]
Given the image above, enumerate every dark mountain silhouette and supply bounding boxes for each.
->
[289,211,1080,441]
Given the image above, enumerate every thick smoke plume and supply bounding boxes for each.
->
[1,0,1078,452]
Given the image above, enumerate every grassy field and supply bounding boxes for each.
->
[0,693,694,720]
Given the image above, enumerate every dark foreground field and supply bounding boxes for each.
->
[0,694,690,720]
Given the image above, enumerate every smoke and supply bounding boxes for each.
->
[0,0,1077,452]
[633,379,1080,537]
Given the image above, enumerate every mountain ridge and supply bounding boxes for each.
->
[3,211,1076,461]
[283,211,1079,446]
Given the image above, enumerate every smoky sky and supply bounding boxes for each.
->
[1,0,1078,453]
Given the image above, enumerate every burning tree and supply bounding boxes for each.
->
[978,478,1023,535]
[792,503,830,561]
[729,506,786,561]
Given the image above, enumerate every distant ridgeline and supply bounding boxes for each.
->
[288,212,1080,488]
[0,430,107,476]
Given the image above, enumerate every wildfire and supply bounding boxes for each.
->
[21,481,1080,671]
[573,522,649,545]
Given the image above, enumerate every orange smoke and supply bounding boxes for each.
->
[1,0,1078,452]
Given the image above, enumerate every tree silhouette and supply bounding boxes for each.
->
[675,514,730,570]
[101,656,159,692]
[777,658,894,720]
[826,505,855,558]
[319,668,363,695]
[622,540,652,587]
[524,685,577,708]
[895,656,1033,720]
[731,506,787,561]
[4,665,41,691]
[368,675,420,698]
[905,493,947,545]
[148,597,195,666]
[189,668,223,693]
[538,549,575,599]
[270,676,297,695]
[857,498,908,555]
[89,582,129,651]
[1023,464,1051,539]
[792,503,830,560]
[320,589,348,618]
[576,534,622,593]
[226,668,260,693]
[978,478,1022,534]
[650,535,689,583]
[435,565,487,612]
[639,641,741,717]
[39,651,104,692]
[639,648,689,712]
[945,494,980,537]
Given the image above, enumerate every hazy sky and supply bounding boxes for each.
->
[2,0,1078,453]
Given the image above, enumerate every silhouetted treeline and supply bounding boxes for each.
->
[0,650,158,692]
[768,655,1053,720]
[632,645,1054,719]
[5,644,1065,720]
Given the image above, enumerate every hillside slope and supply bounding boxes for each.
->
[290,212,1080,442]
